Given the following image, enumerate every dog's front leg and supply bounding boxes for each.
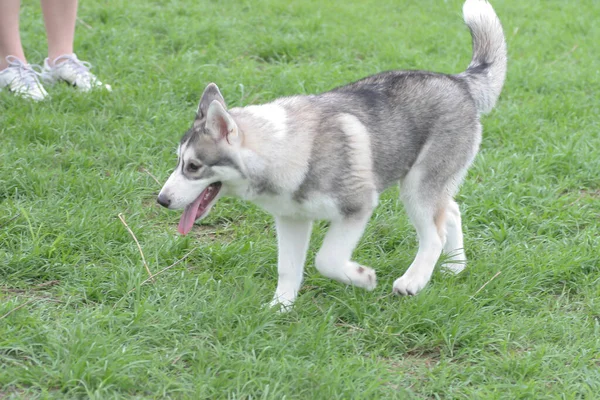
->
[269,216,313,309]
[314,211,377,290]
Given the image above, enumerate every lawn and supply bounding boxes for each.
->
[1,0,599,398]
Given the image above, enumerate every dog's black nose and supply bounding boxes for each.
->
[157,194,171,208]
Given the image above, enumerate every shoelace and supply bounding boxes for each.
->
[5,55,44,89]
[52,54,95,83]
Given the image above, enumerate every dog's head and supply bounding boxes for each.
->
[157,83,245,235]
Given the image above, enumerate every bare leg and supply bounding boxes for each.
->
[269,217,313,308]
[0,0,26,70]
[41,0,77,64]
[315,212,377,291]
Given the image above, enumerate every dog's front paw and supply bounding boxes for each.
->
[392,273,430,296]
[442,261,466,274]
[268,294,295,312]
[347,261,377,291]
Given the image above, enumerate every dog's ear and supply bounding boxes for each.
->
[197,83,226,119]
[205,100,238,143]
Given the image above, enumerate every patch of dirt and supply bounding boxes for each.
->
[390,350,440,371]
[561,188,600,206]
[0,386,28,399]
[0,280,63,315]
[0,280,60,294]
[368,350,440,393]
[190,224,236,243]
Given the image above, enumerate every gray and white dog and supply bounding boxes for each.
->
[157,0,507,308]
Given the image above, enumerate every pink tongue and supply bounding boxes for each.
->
[177,194,204,235]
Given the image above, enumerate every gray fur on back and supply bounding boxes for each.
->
[272,70,481,217]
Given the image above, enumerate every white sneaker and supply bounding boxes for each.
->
[41,53,111,92]
[0,56,48,101]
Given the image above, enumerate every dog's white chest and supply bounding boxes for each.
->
[253,193,341,220]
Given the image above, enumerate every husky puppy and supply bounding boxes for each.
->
[157,0,507,307]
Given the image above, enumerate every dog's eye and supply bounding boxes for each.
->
[187,162,201,173]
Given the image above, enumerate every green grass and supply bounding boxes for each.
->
[1,0,599,398]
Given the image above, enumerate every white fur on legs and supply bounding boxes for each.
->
[393,194,444,296]
[269,217,313,309]
[442,200,467,274]
[315,212,377,291]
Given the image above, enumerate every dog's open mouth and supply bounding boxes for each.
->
[177,182,222,235]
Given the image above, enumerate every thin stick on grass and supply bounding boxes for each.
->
[118,213,154,282]
[549,44,578,66]
[112,247,196,310]
[0,299,36,321]
[76,17,93,30]
[171,355,183,365]
[33,280,60,289]
[141,167,161,186]
[0,213,21,228]
[1,280,60,293]
[0,297,63,320]
[471,270,502,299]
[126,248,196,295]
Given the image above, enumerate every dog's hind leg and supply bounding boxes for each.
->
[270,216,313,309]
[393,169,446,296]
[315,210,377,291]
[442,199,467,274]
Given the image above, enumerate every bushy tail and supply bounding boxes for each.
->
[459,0,507,114]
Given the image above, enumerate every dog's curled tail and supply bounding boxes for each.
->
[459,0,507,114]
